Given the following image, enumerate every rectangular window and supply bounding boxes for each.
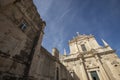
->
[90,71,100,80]
[19,20,28,32]
[20,22,27,30]
[81,44,87,51]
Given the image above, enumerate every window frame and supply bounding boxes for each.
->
[90,71,100,80]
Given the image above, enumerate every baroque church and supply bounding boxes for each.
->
[0,0,120,80]
[60,33,120,80]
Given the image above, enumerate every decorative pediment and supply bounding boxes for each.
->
[86,60,98,69]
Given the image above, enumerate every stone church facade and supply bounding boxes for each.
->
[60,33,120,80]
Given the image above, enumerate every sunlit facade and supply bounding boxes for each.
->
[61,33,120,80]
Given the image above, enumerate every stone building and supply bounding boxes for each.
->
[1,0,120,80]
[0,0,46,79]
[60,33,120,80]
[0,0,74,80]
[32,47,74,80]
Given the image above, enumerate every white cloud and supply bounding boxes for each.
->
[34,0,73,53]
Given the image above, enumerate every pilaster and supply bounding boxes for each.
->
[95,54,111,80]
[80,58,89,80]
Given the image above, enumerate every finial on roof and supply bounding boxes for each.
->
[101,39,112,50]
[73,36,75,39]
[64,48,67,55]
[101,39,109,46]
[76,32,80,36]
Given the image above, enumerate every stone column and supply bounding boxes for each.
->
[96,70,104,80]
[88,71,92,80]
[95,55,111,80]
[28,22,46,78]
[80,58,89,80]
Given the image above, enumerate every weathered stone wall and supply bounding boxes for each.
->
[0,0,75,80]
[32,46,74,80]
[0,0,45,79]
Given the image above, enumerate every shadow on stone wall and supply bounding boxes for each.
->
[74,72,81,80]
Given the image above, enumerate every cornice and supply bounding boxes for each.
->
[62,50,115,62]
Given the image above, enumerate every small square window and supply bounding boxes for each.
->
[81,44,87,52]
[20,22,27,31]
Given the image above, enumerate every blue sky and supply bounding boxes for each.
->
[33,0,120,57]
